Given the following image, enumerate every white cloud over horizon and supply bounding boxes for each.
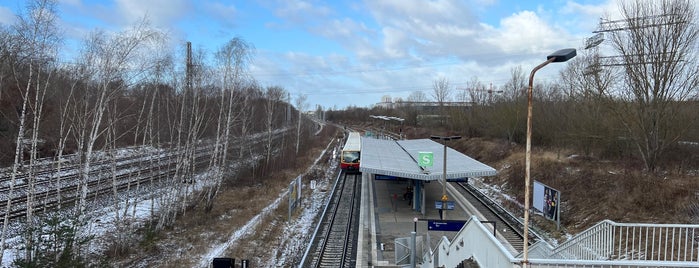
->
[1,0,621,109]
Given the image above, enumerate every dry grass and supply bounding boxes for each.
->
[109,128,339,267]
[111,125,697,265]
[477,138,699,237]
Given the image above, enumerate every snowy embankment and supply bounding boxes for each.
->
[197,137,338,267]
[2,132,336,267]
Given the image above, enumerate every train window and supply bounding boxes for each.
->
[343,151,360,163]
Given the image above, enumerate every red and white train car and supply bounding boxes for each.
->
[340,132,361,173]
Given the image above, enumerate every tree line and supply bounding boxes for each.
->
[0,0,318,265]
[330,0,699,173]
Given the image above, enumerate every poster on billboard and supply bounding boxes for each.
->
[288,176,302,221]
[533,180,560,228]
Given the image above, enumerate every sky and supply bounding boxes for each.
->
[0,0,622,110]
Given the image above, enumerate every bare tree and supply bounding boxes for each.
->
[501,65,527,100]
[461,77,490,136]
[71,19,161,220]
[0,26,12,102]
[295,94,307,155]
[559,49,618,155]
[431,76,451,105]
[238,83,257,158]
[605,0,699,171]
[143,56,173,221]
[466,77,496,105]
[204,37,253,210]
[491,66,527,142]
[264,86,285,166]
[0,0,60,262]
[407,90,428,102]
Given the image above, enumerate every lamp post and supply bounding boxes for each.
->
[522,48,577,267]
[430,135,461,220]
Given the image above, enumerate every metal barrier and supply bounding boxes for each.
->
[420,217,699,268]
[550,220,699,262]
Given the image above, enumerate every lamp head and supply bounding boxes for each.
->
[547,48,577,62]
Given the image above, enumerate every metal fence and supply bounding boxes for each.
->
[550,220,699,262]
[420,217,699,268]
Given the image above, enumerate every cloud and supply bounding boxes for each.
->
[272,0,333,26]
[480,11,572,54]
[114,0,190,26]
[559,0,621,33]
[561,0,620,19]
[202,1,238,27]
[0,6,16,25]
[381,27,411,59]
[313,18,378,60]
[293,0,480,68]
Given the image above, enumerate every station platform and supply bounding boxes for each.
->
[357,173,474,267]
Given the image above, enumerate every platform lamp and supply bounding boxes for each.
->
[522,48,576,267]
[430,135,461,220]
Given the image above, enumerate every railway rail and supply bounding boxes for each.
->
[453,181,530,253]
[301,172,361,268]
[0,129,292,224]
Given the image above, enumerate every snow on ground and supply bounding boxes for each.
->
[197,190,285,267]
[0,146,211,267]
[3,134,339,267]
[198,138,338,267]
[261,164,336,267]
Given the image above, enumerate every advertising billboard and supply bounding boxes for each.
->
[533,180,560,226]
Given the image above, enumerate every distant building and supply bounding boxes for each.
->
[375,100,473,111]
[374,100,474,127]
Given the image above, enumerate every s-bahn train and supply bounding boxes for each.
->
[340,132,361,173]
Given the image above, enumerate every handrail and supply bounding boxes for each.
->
[550,220,699,262]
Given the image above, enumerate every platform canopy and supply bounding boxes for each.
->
[359,137,496,180]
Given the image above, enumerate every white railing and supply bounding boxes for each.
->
[419,215,517,268]
[550,220,699,262]
[421,218,699,268]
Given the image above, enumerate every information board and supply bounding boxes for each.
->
[427,220,466,232]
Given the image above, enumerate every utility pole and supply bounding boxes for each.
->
[585,13,685,70]
[186,41,193,92]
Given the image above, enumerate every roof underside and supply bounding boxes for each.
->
[359,137,497,180]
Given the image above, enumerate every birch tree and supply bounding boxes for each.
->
[156,44,213,229]
[0,0,60,262]
[203,37,253,210]
[264,86,285,166]
[295,94,307,155]
[238,86,256,158]
[71,19,161,220]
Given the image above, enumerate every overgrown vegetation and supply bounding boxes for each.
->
[13,214,93,268]
[2,0,698,265]
[1,0,322,264]
[326,0,699,237]
[107,123,338,267]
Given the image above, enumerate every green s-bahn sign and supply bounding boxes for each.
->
[418,152,433,167]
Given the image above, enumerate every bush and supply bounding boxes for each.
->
[13,214,92,268]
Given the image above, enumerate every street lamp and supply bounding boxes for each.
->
[430,135,461,220]
[522,48,576,267]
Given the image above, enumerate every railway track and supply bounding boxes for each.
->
[453,181,530,253]
[301,172,361,268]
[0,128,292,224]
[337,127,529,254]
[0,145,212,222]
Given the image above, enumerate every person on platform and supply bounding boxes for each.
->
[404,185,413,206]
